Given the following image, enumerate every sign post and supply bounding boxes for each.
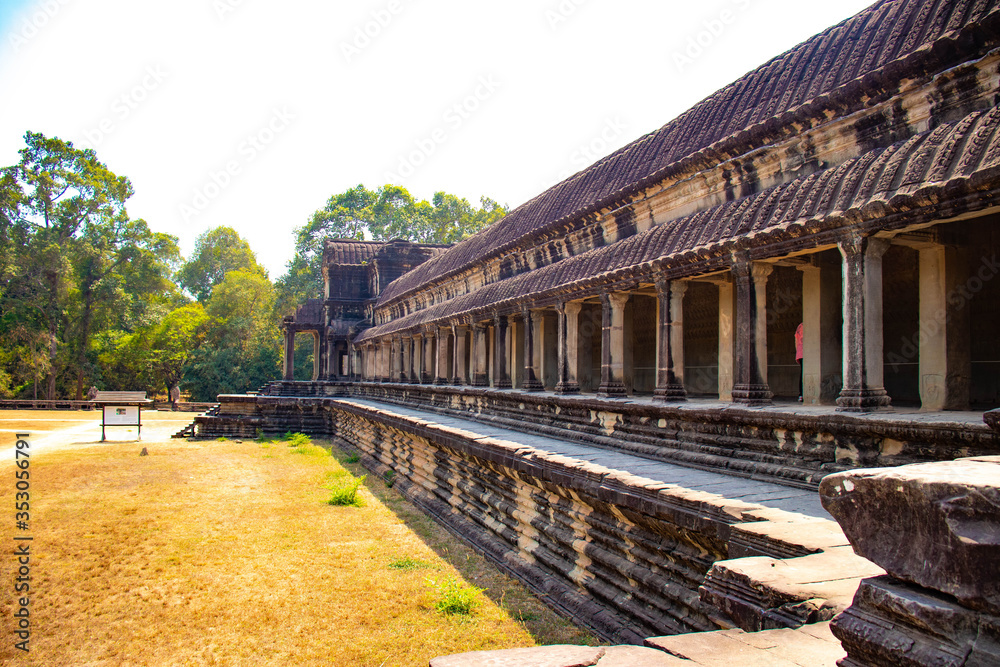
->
[93,392,152,442]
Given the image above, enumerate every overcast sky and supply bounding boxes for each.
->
[1,0,876,278]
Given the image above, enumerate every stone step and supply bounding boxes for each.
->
[645,621,846,666]
[429,622,847,666]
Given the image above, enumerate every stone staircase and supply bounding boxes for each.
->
[170,404,220,439]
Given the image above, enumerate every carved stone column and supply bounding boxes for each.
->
[890,239,971,411]
[597,292,629,397]
[453,324,469,385]
[435,326,451,385]
[918,244,970,410]
[731,254,773,405]
[392,337,404,383]
[555,302,581,394]
[401,337,413,383]
[521,307,544,391]
[282,328,295,381]
[379,340,389,382]
[493,313,512,389]
[654,279,688,402]
[797,261,840,405]
[422,331,435,384]
[411,334,422,384]
[471,323,489,387]
[837,234,892,411]
[532,310,550,389]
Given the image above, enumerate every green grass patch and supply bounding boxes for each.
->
[429,577,484,616]
[293,442,330,458]
[388,556,432,571]
[284,432,312,448]
[383,470,396,488]
[345,453,361,464]
[327,474,366,507]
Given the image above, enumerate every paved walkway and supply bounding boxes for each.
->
[341,398,831,521]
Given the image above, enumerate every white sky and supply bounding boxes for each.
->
[0,0,876,279]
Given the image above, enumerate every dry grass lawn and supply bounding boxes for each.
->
[0,411,594,666]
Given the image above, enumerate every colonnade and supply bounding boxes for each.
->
[345,222,997,412]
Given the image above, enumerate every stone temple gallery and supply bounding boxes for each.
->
[195,1,1000,664]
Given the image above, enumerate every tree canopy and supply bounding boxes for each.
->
[0,132,179,399]
[176,226,267,302]
[0,132,503,400]
[285,184,507,306]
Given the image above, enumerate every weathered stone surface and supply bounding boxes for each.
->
[646,621,846,666]
[595,645,692,666]
[831,576,1000,667]
[986,409,1000,433]
[429,645,696,666]
[429,646,604,667]
[700,548,883,632]
[820,457,1000,614]
[728,514,849,559]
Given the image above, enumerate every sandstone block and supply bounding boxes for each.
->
[831,576,1000,667]
[820,457,1000,614]
[985,409,1000,433]
[428,645,689,667]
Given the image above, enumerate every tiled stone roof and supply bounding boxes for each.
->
[375,0,1000,309]
[359,105,1000,340]
[323,240,384,265]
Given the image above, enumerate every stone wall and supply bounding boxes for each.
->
[344,384,1000,489]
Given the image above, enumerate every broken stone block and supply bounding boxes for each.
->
[831,576,1000,667]
[819,456,1000,614]
[985,409,1000,433]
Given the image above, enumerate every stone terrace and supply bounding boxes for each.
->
[194,393,886,645]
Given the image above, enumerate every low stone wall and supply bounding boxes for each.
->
[346,383,1000,489]
[199,394,878,644]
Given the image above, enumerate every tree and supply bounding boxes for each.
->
[0,132,179,399]
[176,226,266,302]
[183,269,281,400]
[284,184,508,302]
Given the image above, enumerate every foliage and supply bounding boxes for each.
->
[0,131,179,399]
[176,226,267,302]
[182,268,281,401]
[429,577,484,616]
[327,474,366,507]
[344,453,361,464]
[284,432,311,447]
[284,184,507,303]
[1,131,499,402]
[388,556,431,571]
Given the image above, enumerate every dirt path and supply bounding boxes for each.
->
[0,414,592,666]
